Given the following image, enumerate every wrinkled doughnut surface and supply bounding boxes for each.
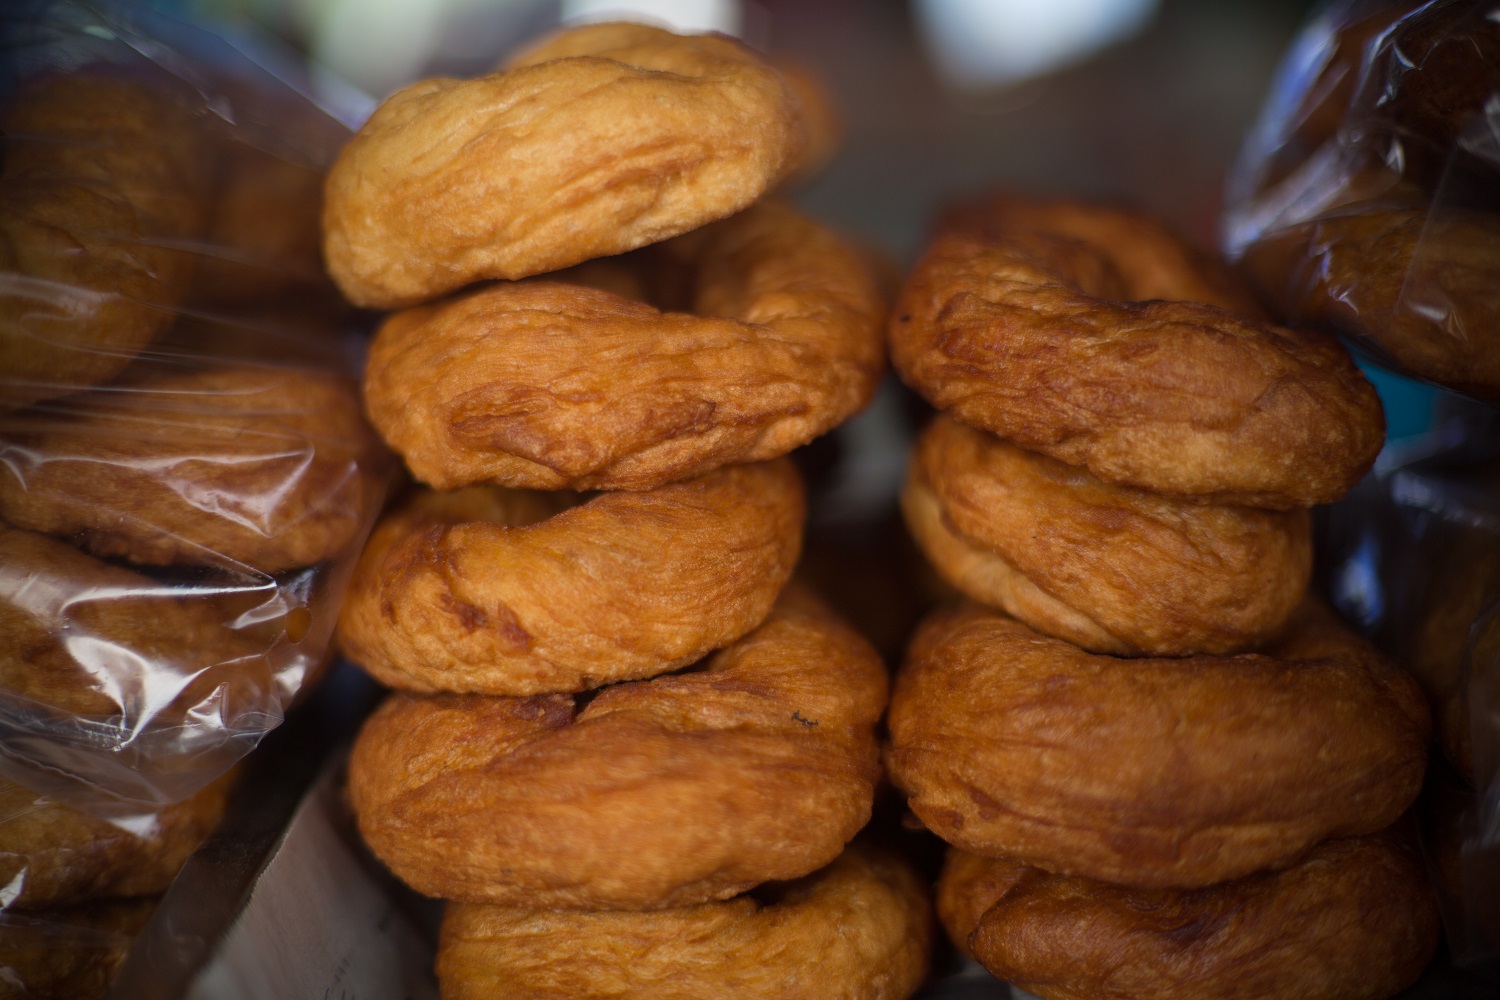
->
[323,22,812,308]
[938,835,1439,1000]
[364,200,886,491]
[347,586,888,910]
[901,414,1311,656]
[886,600,1429,888]
[889,196,1384,508]
[336,459,804,695]
[436,844,933,1000]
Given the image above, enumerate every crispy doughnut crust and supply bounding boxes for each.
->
[435,844,933,1000]
[0,366,379,571]
[364,200,886,491]
[1,75,210,412]
[336,458,803,695]
[0,771,232,910]
[901,414,1311,656]
[938,835,1439,1000]
[347,585,888,909]
[1241,207,1500,402]
[886,600,1429,888]
[889,196,1385,508]
[323,22,811,308]
[0,525,272,721]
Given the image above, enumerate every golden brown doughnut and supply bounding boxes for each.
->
[0,365,381,572]
[189,140,340,310]
[323,21,813,309]
[889,195,1385,509]
[901,413,1311,656]
[0,771,231,910]
[336,458,803,695]
[886,600,1429,888]
[435,844,933,1000]
[347,584,887,909]
[0,524,275,722]
[1,74,210,412]
[937,834,1439,1000]
[1240,206,1500,402]
[363,199,886,491]
[0,897,157,1000]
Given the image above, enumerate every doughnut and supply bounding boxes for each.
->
[189,140,339,310]
[0,897,156,1000]
[0,524,272,721]
[886,600,1429,888]
[1,74,210,412]
[1239,206,1500,402]
[901,413,1311,656]
[346,584,888,909]
[0,771,231,910]
[336,458,803,695]
[889,195,1385,509]
[435,844,933,1000]
[0,365,380,571]
[363,200,886,492]
[937,834,1439,1000]
[1366,0,1500,186]
[323,21,814,309]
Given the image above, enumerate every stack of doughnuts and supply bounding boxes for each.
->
[885,193,1440,999]
[326,21,930,998]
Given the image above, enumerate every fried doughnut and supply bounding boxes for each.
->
[889,196,1385,508]
[937,834,1439,1000]
[337,458,802,695]
[0,898,157,1000]
[0,771,231,910]
[347,585,887,909]
[323,21,814,308]
[0,365,379,571]
[901,413,1311,656]
[190,141,340,310]
[0,524,271,721]
[364,200,885,491]
[886,600,1429,888]
[435,844,933,1000]
[1,74,210,411]
[1240,206,1500,402]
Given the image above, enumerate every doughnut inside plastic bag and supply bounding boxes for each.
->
[1320,399,1500,976]
[0,0,390,812]
[1222,0,1500,403]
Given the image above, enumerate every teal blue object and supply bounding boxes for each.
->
[1357,360,1439,444]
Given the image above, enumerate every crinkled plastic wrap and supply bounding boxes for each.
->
[1322,398,1500,977]
[0,0,390,818]
[1222,0,1500,403]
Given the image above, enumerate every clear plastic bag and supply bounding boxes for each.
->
[1321,396,1500,976]
[0,0,390,811]
[1222,0,1500,403]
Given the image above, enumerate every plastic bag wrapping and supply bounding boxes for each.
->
[1321,397,1500,975]
[1221,0,1500,403]
[0,0,391,813]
